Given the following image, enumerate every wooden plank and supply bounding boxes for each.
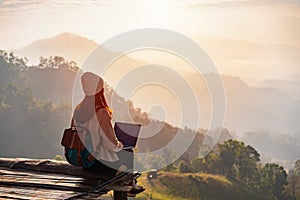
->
[0,168,98,191]
[0,186,81,200]
[0,158,96,178]
[0,158,145,199]
[1,168,86,182]
[0,168,96,184]
[0,167,105,199]
[0,183,108,200]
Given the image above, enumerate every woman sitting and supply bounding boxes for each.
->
[72,72,143,196]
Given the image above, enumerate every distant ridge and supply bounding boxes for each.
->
[14,32,98,65]
[13,32,145,71]
[261,79,300,100]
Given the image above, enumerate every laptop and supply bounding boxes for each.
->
[114,122,141,149]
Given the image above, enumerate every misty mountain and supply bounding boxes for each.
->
[261,79,300,100]
[14,32,300,141]
[134,71,300,135]
[13,32,145,69]
[187,74,300,135]
[14,32,98,65]
[242,130,300,164]
[11,33,300,135]
[220,75,300,134]
[3,32,299,164]
[16,32,300,136]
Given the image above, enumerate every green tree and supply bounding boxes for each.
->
[161,163,177,172]
[217,140,260,186]
[287,173,299,200]
[191,157,206,173]
[238,145,260,185]
[217,140,238,176]
[203,150,219,174]
[145,154,165,170]
[286,160,300,200]
[293,160,300,176]
[261,163,289,200]
[178,159,192,173]
[37,56,79,71]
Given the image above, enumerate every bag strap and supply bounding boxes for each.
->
[71,118,75,128]
[77,141,83,167]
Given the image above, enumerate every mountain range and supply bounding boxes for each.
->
[12,32,300,134]
[9,32,300,164]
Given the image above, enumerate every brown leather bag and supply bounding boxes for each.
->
[61,120,95,167]
[62,107,103,167]
[61,127,83,149]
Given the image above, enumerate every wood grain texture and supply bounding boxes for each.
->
[0,158,135,200]
[0,158,96,178]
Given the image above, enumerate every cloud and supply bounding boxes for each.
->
[0,0,47,14]
[0,0,116,14]
[1,0,45,7]
[184,0,300,8]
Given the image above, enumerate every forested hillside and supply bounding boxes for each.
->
[0,51,74,158]
[0,50,205,160]
[1,50,299,199]
[137,172,274,200]
[14,32,300,136]
[134,140,300,200]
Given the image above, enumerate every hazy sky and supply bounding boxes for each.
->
[1,0,300,82]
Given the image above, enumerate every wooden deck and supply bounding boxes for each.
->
[0,158,137,200]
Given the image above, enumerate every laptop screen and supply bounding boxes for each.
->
[114,122,141,147]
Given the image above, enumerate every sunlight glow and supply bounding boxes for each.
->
[136,0,176,25]
[0,0,299,82]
